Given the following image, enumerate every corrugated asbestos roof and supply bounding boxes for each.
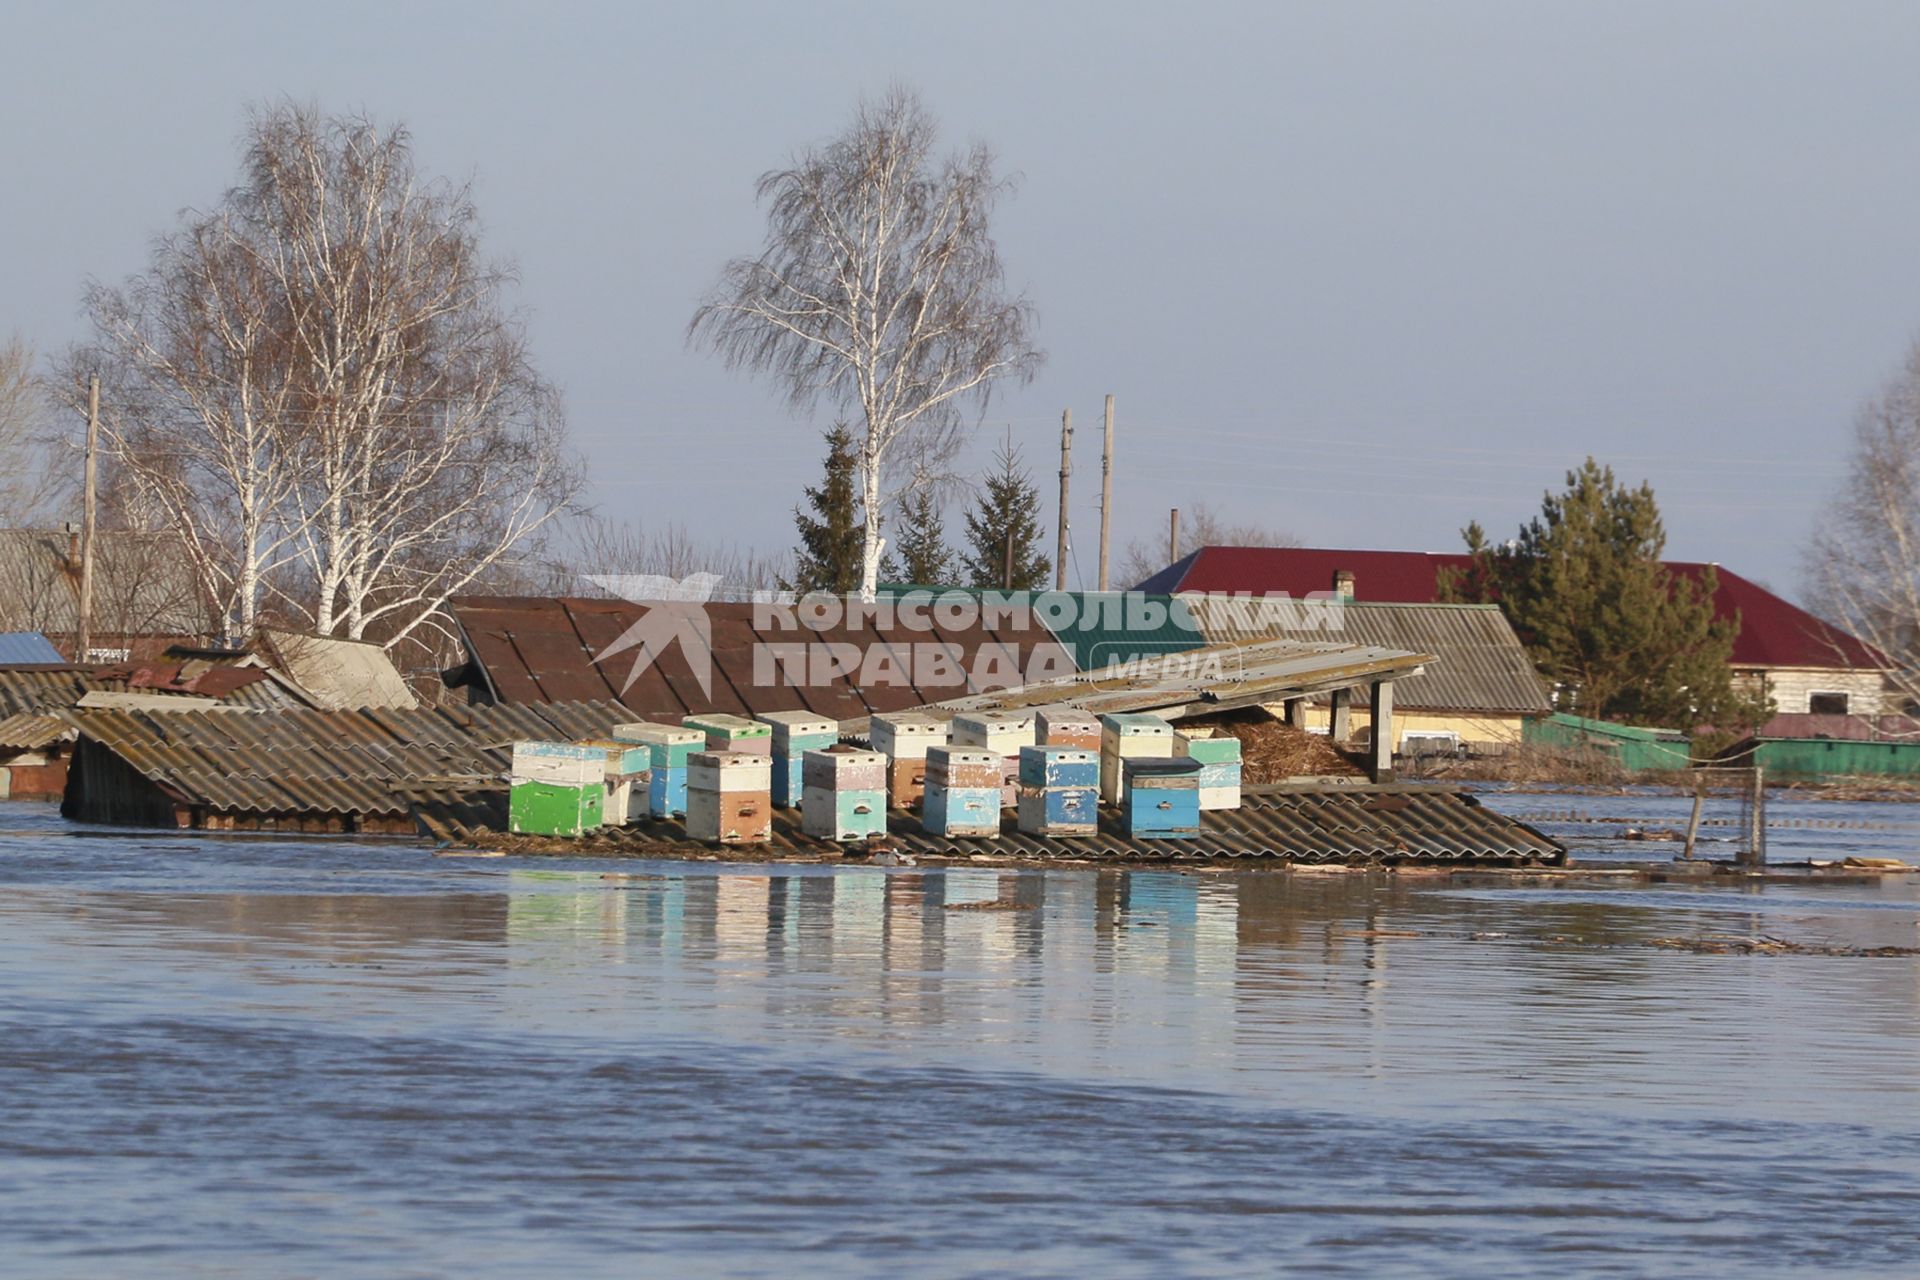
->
[256,629,417,710]
[922,638,1432,723]
[1182,598,1551,715]
[0,660,309,722]
[0,711,72,750]
[414,783,1563,866]
[67,700,632,818]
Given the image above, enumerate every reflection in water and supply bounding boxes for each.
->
[3,812,1920,1277]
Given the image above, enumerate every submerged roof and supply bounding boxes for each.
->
[416,783,1563,866]
[1136,546,1883,672]
[66,700,632,820]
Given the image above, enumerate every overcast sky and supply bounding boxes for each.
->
[9,0,1920,599]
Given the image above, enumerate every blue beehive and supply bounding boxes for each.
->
[757,711,839,808]
[1016,745,1100,838]
[922,746,1003,838]
[1121,757,1203,839]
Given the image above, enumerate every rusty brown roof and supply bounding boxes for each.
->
[448,595,1073,721]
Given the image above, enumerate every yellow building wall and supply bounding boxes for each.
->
[1266,703,1530,748]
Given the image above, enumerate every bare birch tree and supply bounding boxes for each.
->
[69,213,308,641]
[73,103,579,649]
[0,338,59,527]
[1808,344,1920,711]
[690,87,1042,600]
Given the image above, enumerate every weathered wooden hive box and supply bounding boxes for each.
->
[922,746,1003,838]
[614,722,703,818]
[756,711,838,808]
[800,745,887,841]
[870,712,949,809]
[1121,756,1203,839]
[1099,712,1175,804]
[1036,708,1102,751]
[577,738,649,825]
[952,711,1035,808]
[684,713,772,755]
[508,741,605,837]
[1016,744,1099,837]
[686,751,773,844]
[1175,731,1243,811]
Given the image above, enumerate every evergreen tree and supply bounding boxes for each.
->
[1440,457,1772,737]
[882,488,957,585]
[786,423,864,593]
[961,438,1051,590]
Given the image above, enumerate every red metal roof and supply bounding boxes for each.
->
[1136,547,1884,671]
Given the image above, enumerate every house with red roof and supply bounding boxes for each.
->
[1136,547,1900,732]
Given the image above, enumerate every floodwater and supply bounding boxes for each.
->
[2,800,1919,1278]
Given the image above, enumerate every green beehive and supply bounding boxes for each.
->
[508,741,606,837]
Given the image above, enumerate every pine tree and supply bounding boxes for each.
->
[1440,457,1772,737]
[961,438,1051,590]
[786,423,864,593]
[882,488,956,585]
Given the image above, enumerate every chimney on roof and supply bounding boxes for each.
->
[64,521,80,569]
[1333,568,1356,600]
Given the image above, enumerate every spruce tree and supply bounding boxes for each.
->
[961,438,1051,590]
[883,488,957,585]
[786,423,863,593]
[1440,457,1772,736]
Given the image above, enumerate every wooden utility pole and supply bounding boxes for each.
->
[1097,394,1114,591]
[77,375,100,664]
[1055,409,1071,590]
[1169,507,1180,566]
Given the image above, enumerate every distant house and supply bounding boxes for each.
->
[1137,546,1897,729]
[0,528,211,661]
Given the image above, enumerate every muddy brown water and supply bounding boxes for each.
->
[1,794,1918,1278]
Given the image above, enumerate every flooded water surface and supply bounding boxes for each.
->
[3,801,1920,1277]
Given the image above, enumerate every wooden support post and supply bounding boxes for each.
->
[1369,678,1394,782]
[1169,507,1180,565]
[1056,409,1071,590]
[1330,688,1352,744]
[1284,697,1307,730]
[1097,393,1114,591]
[1741,767,1766,867]
[1682,775,1704,860]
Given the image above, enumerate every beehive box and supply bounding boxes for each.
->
[922,782,1003,838]
[614,722,703,817]
[683,713,772,755]
[1015,745,1099,837]
[926,746,1005,789]
[1176,733,1243,811]
[577,738,649,826]
[887,756,930,811]
[870,712,948,761]
[1099,713,1175,804]
[1121,757,1203,839]
[951,711,1036,757]
[686,751,773,844]
[1036,708,1102,750]
[508,741,605,837]
[800,745,888,841]
[757,711,839,807]
[1018,744,1100,790]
